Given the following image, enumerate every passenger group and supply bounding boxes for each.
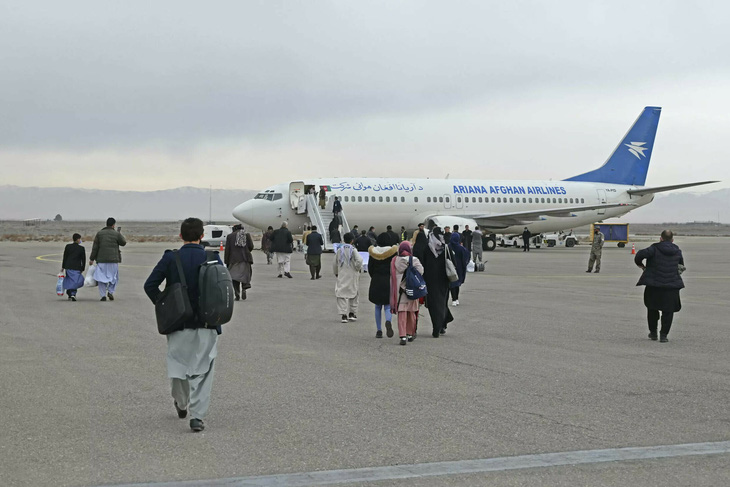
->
[57,213,686,434]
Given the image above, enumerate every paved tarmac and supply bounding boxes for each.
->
[1,236,729,487]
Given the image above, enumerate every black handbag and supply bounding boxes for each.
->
[155,250,194,335]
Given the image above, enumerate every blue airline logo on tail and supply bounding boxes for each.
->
[625,141,648,159]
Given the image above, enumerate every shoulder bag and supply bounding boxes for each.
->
[444,246,459,282]
[155,250,194,335]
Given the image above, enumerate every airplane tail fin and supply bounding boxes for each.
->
[564,106,661,186]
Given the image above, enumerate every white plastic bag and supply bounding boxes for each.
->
[56,273,65,296]
[85,264,98,287]
[466,260,475,273]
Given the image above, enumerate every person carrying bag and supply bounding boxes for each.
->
[155,250,194,335]
[143,217,227,433]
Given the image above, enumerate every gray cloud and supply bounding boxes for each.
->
[2,1,729,150]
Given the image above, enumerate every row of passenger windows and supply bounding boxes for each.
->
[446,196,586,204]
[341,195,586,204]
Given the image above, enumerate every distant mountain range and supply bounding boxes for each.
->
[0,185,257,222]
[0,185,727,224]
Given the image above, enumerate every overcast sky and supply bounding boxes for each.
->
[1,0,728,192]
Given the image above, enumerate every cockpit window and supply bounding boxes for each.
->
[272,193,282,201]
[254,193,267,199]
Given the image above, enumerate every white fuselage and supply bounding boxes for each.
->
[232,178,654,234]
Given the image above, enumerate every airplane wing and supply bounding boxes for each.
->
[428,203,635,230]
[627,181,719,196]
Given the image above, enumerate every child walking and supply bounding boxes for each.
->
[61,233,86,301]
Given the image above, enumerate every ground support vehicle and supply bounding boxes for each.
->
[592,223,629,248]
[498,234,542,249]
[543,231,578,248]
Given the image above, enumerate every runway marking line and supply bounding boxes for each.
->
[35,253,148,268]
[103,440,730,487]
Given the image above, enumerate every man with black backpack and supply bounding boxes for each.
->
[144,217,227,433]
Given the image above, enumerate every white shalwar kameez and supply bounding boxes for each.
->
[94,263,119,298]
[167,328,218,419]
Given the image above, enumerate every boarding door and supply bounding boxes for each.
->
[596,189,607,215]
[443,194,452,209]
[455,194,464,209]
[290,181,306,214]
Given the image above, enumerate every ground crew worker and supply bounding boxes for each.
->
[522,227,531,252]
[587,226,604,273]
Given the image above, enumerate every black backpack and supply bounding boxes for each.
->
[198,250,235,328]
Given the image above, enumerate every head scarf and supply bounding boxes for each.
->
[398,241,412,256]
[449,232,462,250]
[234,226,247,247]
[428,227,445,257]
[337,243,357,267]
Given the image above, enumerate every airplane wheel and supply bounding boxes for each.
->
[485,237,496,251]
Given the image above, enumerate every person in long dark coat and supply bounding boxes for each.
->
[448,233,469,306]
[224,224,254,300]
[634,230,685,343]
[329,217,342,248]
[305,225,324,279]
[422,227,454,337]
[332,196,342,217]
[411,227,428,268]
[367,233,398,338]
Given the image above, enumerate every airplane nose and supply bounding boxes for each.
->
[232,200,256,226]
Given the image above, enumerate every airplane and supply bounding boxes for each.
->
[233,106,717,250]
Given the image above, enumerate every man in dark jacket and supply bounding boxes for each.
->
[332,196,342,219]
[305,225,324,279]
[350,225,359,240]
[522,227,531,252]
[61,233,85,301]
[261,226,274,265]
[635,230,685,343]
[270,221,294,278]
[143,217,222,432]
[355,230,372,252]
[460,225,473,253]
[366,226,377,245]
[89,217,127,301]
[329,218,342,248]
[385,225,400,246]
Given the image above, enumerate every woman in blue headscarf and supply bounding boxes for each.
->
[448,233,469,306]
